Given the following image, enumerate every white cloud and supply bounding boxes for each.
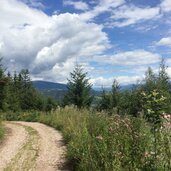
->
[90,75,142,87]
[80,0,125,20]
[21,0,45,10]
[32,13,109,73]
[0,0,110,83]
[106,50,161,65]
[160,0,171,12]
[166,67,171,78]
[32,58,76,83]
[108,5,160,27]
[80,1,160,27]
[156,37,171,47]
[63,0,89,11]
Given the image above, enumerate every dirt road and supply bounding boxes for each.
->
[0,121,68,171]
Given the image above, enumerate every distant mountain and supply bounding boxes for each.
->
[32,81,67,90]
[32,80,134,101]
[93,84,134,92]
[120,84,134,91]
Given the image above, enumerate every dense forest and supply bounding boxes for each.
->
[0,58,171,170]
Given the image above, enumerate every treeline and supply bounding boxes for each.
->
[61,59,170,117]
[97,58,171,117]
[1,57,171,119]
[0,58,57,112]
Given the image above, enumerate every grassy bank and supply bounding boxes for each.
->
[0,120,4,143]
[38,107,171,171]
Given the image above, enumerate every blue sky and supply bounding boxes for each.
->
[0,0,171,87]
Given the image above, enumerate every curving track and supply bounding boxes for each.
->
[0,122,68,171]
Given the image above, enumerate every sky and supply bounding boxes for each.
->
[0,0,171,87]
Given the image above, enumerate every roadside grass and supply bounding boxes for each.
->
[2,108,171,170]
[38,107,171,171]
[0,119,4,143]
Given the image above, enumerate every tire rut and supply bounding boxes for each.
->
[0,122,27,171]
[0,121,68,171]
[4,124,40,171]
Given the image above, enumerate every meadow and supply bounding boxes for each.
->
[37,107,171,171]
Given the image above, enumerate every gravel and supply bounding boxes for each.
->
[0,121,68,171]
[0,122,27,171]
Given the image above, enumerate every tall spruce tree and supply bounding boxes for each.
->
[98,89,111,111]
[99,79,120,113]
[63,65,93,108]
[111,79,120,109]
[157,58,171,112]
[142,67,157,93]
[0,58,8,110]
[157,58,170,92]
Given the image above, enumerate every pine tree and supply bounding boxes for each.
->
[157,58,171,112]
[157,58,170,92]
[111,79,120,109]
[142,67,157,93]
[98,89,111,111]
[63,65,93,108]
[0,58,8,110]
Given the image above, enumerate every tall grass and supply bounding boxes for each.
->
[0,119,4,143]
[38,107,171,171]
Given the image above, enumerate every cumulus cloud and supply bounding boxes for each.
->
[156,37,171,47]
[0,0,168,86]
[63,0,89,11]
[0,0,110,82]
[160,0,171,12]
[105,50,161,65]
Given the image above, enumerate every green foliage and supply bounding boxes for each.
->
[141,90,167,128]
[3,111,41,122]
[98,90,111,111]
[0,58,8,110]
[38,108,171,171]
[0,119,4,143]
[118,89,142,117]
[98,80,120,113]
[98,58,171,117]
[63,65,93,108]
[44,97,57,112]
[0,58,55,112]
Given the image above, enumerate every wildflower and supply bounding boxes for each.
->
[108,127,113,133]
[150,151,155,155]
[144,152,149,158]
[96,135,103,141]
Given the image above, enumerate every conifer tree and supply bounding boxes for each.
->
[63,65,93,108]
[98,89,111,111]
[0,58,7,110]
[157,58,170,92]
[142,67,157,93]
[157,58,171,112]
[111,79,120,109]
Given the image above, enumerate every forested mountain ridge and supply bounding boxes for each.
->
[32,81,67,90]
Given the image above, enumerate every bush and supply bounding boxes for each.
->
[2,111,41,122]
[38,107,171,171]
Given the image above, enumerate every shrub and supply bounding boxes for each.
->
[2,111,41,122]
